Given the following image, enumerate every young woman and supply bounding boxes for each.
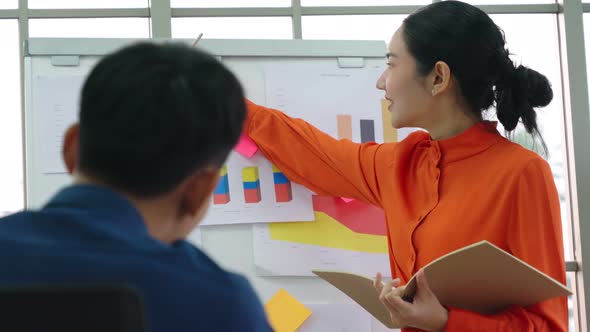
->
[244,1,567,330]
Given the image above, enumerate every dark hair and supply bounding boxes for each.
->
[78,42,246,197]
[403,1,552,152]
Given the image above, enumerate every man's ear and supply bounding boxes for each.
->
[430,61,452,96]
[178,168,220,219]
[62,124,80,175]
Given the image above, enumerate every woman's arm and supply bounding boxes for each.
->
[245,99,396,207]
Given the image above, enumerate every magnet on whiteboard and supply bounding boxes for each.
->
[51,56,80,67]
[337,57,364,68]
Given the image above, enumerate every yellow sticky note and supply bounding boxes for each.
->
[265,288,312,332]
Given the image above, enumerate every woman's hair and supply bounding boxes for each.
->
[403,0,552,152]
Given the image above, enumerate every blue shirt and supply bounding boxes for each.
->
[0,185,272,332]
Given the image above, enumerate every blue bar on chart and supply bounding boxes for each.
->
[213,166,230,205]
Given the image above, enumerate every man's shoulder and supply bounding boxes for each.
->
[0,211,39,235]
[154,244,271,330]
[224,272,272,331]
[0,210,31,222]
[224,271,257,295]
[158,241,253,294]
[169,244,258,297]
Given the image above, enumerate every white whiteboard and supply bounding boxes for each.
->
[24,38,399,331]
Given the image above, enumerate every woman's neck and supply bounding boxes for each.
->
[425,97,481,140]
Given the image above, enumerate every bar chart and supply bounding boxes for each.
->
[273,165,292,203]
[213,164,298,206]
[336,114,384,143]
[242,166,262,204]
[213,166,230,205]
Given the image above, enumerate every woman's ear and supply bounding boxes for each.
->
[430,61,451,96]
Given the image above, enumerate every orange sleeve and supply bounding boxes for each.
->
[245,99,393,207]
[445,158,568,331]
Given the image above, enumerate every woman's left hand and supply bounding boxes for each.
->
[377,269,449,331]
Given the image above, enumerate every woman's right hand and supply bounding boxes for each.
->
[374,272,405,327]
[374,271,448,331]
[373,272,403,296]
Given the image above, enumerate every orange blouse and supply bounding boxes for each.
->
[245,100,567,331]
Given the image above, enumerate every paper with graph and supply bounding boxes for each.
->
[254,195,391,276]
[34,75,86,174]
[251,64,397,275]
[264,66,418,143]
[203,64,418,226]
[201,151,314,225]
[298,303,373,332]
[264,66,389,143]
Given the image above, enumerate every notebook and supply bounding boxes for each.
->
[313,240,571,329]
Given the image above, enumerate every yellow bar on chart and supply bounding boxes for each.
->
[272,164,282,173]
[381,99,397,143]
[242,166,260,183]
[219,165,228,177]
[265,288,312,332]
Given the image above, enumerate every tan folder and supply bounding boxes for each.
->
[313,240,571,329]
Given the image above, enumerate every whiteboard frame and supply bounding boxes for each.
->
[25,37,386,57]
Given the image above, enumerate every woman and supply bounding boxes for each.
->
[245,1,567,331]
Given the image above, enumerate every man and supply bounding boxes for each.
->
[0,42,272,331]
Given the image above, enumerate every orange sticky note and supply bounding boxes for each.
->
[265,288,312,332]
[234,134,258,158]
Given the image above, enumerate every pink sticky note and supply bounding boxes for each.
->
[341,197,354,203]
[234,134,258,158]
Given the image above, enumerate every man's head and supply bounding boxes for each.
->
[62,42,246,242]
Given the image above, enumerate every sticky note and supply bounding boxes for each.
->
[265,288,312,332]
[341,197,354,203]
[234,134,258,158]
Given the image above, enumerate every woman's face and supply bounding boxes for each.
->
[377,26,433,129]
